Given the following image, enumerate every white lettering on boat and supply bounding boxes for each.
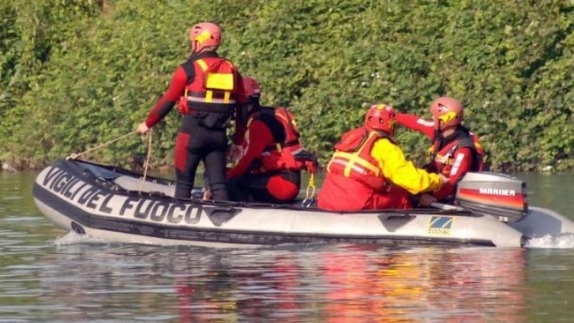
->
[478,188,516,196]
[41,166,202,224]
[119,196,202,224]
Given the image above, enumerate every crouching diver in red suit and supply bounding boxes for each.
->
[224,76,318,203]
[396,96,485,205]
[317,104,447,211]
[136,22,246,201]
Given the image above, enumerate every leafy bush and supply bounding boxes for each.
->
[1,0,573,172]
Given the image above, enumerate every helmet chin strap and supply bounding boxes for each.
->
[388,123,396,137]
[435,118,443,133]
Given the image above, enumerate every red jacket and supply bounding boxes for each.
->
[396,113,485,200]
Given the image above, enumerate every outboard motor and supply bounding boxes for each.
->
[455,172,528,223]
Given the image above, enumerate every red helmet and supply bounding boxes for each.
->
[364,104,396,134]
[242,76,261,99]
[430,96,463,129]
[189,22,222,53]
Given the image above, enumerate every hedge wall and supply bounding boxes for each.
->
[1,0,573,171]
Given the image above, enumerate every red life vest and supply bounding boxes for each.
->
[261,107,305,167]
[430,130,485,176]
[177,57,237,116]
[245,107,316,173]
[326,127,390,190]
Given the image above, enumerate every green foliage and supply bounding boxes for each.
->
[1,0,573,172]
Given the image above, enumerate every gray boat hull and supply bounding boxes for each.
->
[31,160,571,248]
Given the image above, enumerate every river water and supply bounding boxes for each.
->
[2,170,574,322]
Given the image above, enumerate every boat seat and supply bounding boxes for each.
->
[114,176,175,197]
[80,163,122,180]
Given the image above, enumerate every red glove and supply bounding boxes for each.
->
[176,97,189,114]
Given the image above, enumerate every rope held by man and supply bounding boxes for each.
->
[139,130,153,191]
[65,130,153,191]
[66,132,136,160]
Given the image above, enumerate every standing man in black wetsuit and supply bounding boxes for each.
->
[136,22,246,201]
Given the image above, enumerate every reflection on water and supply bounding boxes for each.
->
[316,246,526,323]
[28,241,528,322]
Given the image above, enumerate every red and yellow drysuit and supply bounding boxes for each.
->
[317,127,442,211]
